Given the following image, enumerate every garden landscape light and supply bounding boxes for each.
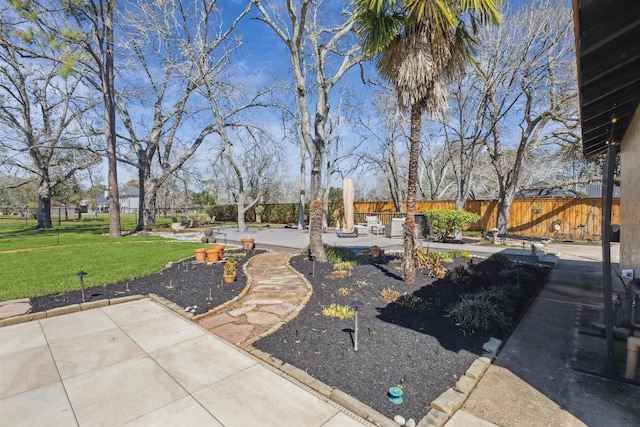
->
[309,252,316,277]
[349,297,364,352]
[76,270,87,303]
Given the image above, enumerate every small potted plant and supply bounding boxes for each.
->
[223,261,237,283]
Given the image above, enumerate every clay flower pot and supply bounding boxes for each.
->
[241,237,255,250]
[205,247,221,262]
[194,248,207,262]
[210,244,224,259]
[223,273,236,283]
[370,246,380,257]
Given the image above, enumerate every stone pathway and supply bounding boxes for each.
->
[195,252,312,348]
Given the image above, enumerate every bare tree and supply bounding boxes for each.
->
[441,77,493,210]
[252,0,364,262]
[116,0,257,229]
[9,0,122,236]
[355,90,407,211]
[475,0,579,233]
[0,23,101,229]
[214,127,282,232]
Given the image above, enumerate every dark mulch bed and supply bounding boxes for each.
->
[255,253,549,422]
[30,249,264,316]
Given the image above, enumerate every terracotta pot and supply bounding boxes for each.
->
[194,248,207,262]
[205,247,221,262]
[223,274,236,283]
[217,245,225,259]
[241,238,255,250]
[362,249,370,256]
[370,246,380,257]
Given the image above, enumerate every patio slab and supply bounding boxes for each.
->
[0,299,372,426]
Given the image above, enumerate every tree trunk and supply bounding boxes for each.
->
[237,192,247,232]
[136,150,147,231]
[495,181,518,234]
[37,178,52,229]
[403,103,423,283]
[105,2,120,236]
[309,198,325,262]
[308,146,327,262]
[143,188,157,229]
[298,144,306,229]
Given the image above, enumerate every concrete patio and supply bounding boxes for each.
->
[0,298,373,426]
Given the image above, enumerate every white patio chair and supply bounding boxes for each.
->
[365,216,385,235]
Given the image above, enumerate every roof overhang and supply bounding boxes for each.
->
[572,0,640,160]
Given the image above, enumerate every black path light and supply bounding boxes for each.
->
[349,297,364,352]
[76,270,87,303]
[309,252,316,277]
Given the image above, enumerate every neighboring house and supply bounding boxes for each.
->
[89,190,139,214]
[118,189,140,214]
[579,183,621,199]
[515,187,580,198]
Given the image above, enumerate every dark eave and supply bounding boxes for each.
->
[573,0,640,160]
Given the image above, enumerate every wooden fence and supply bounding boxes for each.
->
[353,198,620,240]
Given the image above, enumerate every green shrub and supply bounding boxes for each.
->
[204,205,216,221]
[488,253,513,269]
[423,209,481,242]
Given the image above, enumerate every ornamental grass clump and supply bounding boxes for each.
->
[446,286,517,332]
[328,261,354,279]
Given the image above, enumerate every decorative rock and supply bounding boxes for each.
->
[394,415,406,425]
[405,418,416,427]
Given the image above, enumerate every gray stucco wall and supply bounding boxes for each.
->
[620,105,640,273]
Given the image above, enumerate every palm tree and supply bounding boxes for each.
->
[354,0,501,282]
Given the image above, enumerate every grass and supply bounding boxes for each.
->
[0,214,201,301]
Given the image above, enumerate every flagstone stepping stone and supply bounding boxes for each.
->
[261,303,297,317]
[252,285,282,292]
[228,305,256,317]
[198,313,236,330]
[245,311,281,325]
[0,299,32,320]
[242,299,283,306]
[211,323,254,344]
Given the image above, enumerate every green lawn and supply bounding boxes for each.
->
[0,214,201,301]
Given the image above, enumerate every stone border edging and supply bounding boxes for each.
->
[0,295,145,327]
[417,356,492,427]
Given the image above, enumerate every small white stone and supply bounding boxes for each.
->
[405,418,416,427]
[184,306,191,312]
[192,305,198,310]
[393,415,406,425]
